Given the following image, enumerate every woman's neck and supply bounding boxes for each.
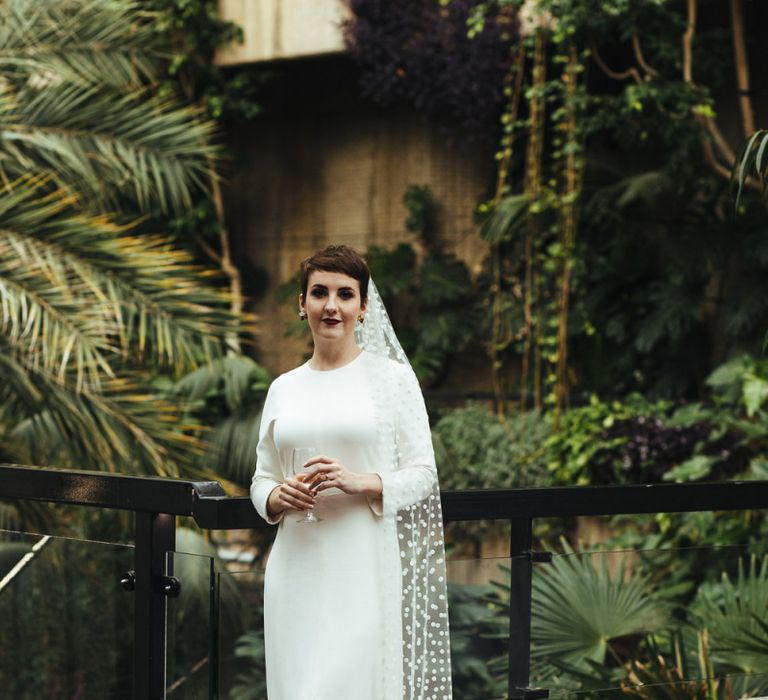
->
[308,341,362,371]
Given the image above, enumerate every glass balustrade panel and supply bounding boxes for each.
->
[165,551,216,700]
[216,566,265,700]
[0,528,134,699]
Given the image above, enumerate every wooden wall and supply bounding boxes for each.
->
[223,56,494,377]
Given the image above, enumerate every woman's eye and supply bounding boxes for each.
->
[340,291,354,299]
[310,289,326,297]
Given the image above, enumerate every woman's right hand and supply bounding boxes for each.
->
[267,477,316,516]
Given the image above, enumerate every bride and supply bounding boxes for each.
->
[250,245,452,700]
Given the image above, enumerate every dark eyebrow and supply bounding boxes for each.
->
[310,284,356,292]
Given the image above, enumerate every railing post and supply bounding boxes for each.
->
[134,512,175,700]
[508,516,532,698]
[508,517,548,699]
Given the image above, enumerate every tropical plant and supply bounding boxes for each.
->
[0,0,239,480]
[433,403,549,490]
[734,130,768,207]
[690,556,768,677]
[622,631,728,699]
[531,540,667,673]
[171,354,272,486]
[447,582,508,699]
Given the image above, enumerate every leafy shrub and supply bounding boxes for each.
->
[343,0,519,142]
[433,403,550,489]
[448,582,507,699]
[544,395,685,485]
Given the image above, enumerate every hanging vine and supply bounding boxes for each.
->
[552,45,585,427]
[488,45,526,421]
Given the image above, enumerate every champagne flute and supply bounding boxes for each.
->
[291,447,321,524]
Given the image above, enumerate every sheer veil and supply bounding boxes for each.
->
[357,280,452,700]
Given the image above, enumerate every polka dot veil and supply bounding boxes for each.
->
[356,280,452,700]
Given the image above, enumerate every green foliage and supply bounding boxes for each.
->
[368,243,480,382]
[0,0,255,483]
[172,355,272,486]
[544,394,669,485]
[532,540,667,672]
[448,582,508,699]
[733,130,768,208]
[147,0,265,122]
[433,403,550,489]
[690,556,768,676]
[228,629,268,700]
[403,185,438,249]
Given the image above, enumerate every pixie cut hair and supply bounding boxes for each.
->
[300,245,370,301]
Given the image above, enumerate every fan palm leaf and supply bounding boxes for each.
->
[531,540,667,671]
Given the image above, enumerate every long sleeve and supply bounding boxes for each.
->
[250,381,285,525]
[378,362,437,517]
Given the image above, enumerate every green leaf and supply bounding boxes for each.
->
[662,455,716,483]
[743,373,768,417]
[706,356,752,390]
[480,194,529,243]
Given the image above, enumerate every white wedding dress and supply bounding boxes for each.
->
[251,351,430,699]
[251,315,453,699]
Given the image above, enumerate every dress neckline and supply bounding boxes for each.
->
[304,349,365,374]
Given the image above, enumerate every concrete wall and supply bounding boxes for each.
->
[216,0,348,65]
[223,58,494,378]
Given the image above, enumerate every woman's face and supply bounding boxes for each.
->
[300,270,367,346]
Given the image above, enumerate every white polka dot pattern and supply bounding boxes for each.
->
[357,281,453,700]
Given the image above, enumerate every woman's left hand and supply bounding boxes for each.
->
[304,456,382,498]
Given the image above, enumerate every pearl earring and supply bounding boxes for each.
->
[299,309,307,320]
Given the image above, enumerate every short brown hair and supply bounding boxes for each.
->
[300,245,370,301]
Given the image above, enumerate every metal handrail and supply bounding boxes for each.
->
[2,463,767,699]
[4,463,768,525]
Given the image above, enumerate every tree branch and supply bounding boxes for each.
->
[729,0,755,137]
[631,33,658,78]
[682,0,696,84]
[680,0,757,190]
[590,43,642,83]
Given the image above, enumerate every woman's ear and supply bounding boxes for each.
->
[360,297,368,313]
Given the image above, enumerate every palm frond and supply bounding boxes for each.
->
[0,177,236,376]
[532,539,666,670]
[204,411,263,486]
[480,194,529,243]
[733,130,768,207]
[2,83,217,214]
[0,348,210,477]
[174,355,270,412]
[690,555,768,673]
[0,0,160,89]
[174,356,271,485]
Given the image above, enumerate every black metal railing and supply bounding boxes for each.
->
[1,463,767,699]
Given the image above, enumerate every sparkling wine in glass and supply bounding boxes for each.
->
[292,447,321,524]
